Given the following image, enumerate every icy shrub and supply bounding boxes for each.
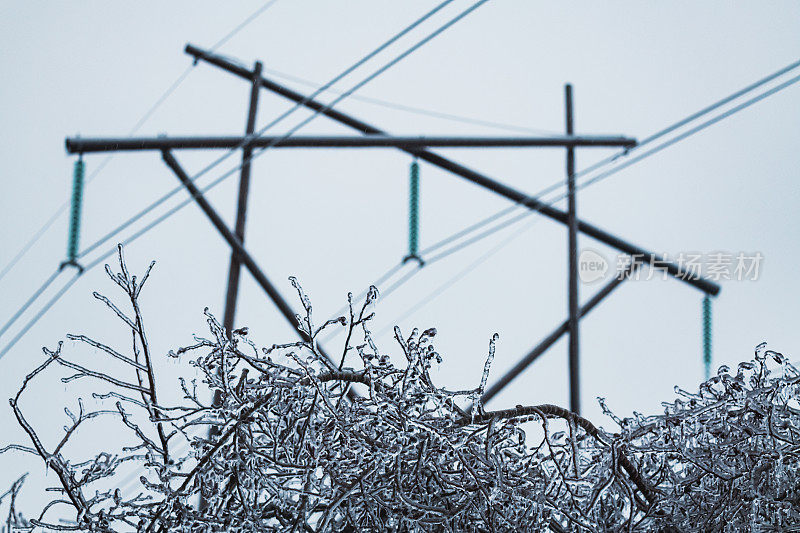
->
[2,249,799,532]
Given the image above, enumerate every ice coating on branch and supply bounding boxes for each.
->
[3,250,800,531]
[478,332,499,394]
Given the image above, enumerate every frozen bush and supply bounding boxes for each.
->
[3,248,798,532]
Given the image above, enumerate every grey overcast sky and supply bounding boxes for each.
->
[0,0,799,511]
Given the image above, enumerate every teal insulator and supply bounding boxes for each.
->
[702,295,712,380]
[408,160,420,258]
[67,157,85,263]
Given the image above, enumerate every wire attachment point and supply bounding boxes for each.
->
[402,254,425,267]
[59,259,84,274]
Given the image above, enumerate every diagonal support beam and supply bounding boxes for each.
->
[477,262,640,408]
[161,150,338,371]
[184,43,720,297]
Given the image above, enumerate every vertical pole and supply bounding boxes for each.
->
[205,62,262,511]
[222,61,263,336]
[565,84,581,414]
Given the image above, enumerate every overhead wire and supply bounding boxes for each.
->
[34,48,800,504]
[38,0,480,369]
[208,0,283,53]
[0,269,62,340]
[72,0,489,310]
[437,59,800,256]
[0,1,285,354]
[577,71,800,192]
[252,60,800,275]
[321,187,553,344]
[11,24,795,363]
[375,215,544,339]
[104,0,493,498]
[259,66,562,135]
[50,47,800,500]
[317,61,800,341]
[108,55,800,359]
[579,57,800,179]
[0,272,82,362]
[417,204,521,257]
[76,0,461,261]
[368,71,800,391]
[0,0,283,289]
[3,8,799,382]
[335,57,800,314]
[0,0,474,358]
[404,56,800,260]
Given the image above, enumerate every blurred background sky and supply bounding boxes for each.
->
[0,0,799,513]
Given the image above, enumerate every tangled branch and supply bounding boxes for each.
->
[2,248,799,532]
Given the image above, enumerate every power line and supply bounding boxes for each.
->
[375,216,542,338]
[259,66,562,135]
[0,218,62,285]
[0,238,133,361]
[68,0,492,350]
[321,261,408,328]
[409,58,800,264]
[107,4,494,497]
[208,0,282,52]
[0,0,283,289]
[574,57,800,182]
[0,0,488,358]
[230,62,800,347]
[319,197,558,346]
[316,57,800,295]
[65,14,798,338]
[0,269,61,340]
[76,0,460,260]
[416,162,583,263]
[0,273,81,361]
[321,65,800,341]
[425,208,535,264]
[4,9,798,385]
[578,71,800,192]
[0,0,465,352]
[387,62,800,323]
[321,193,549,344]
[418,204,522,257]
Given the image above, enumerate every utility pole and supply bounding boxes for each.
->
[181,45,720,297]
[223,61,263,337]
[565,84,580,415]
[213,62,262,497]
[64,44,725,430]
